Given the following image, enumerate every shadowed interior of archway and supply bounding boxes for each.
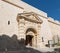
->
[25,35,33,46]
[25,28,37,47]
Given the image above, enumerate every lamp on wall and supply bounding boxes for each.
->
[57,35,60,43]
[42,37,44,42]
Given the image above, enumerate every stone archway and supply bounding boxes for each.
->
[17,12,43,48]
[25,35,33,46]
[25,28,37,47]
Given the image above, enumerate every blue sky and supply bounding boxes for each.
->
[22,0,60,21]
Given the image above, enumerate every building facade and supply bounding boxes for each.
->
[0,0,60,49]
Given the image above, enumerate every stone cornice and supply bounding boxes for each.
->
[32,12,48,19]
[19,12,43,22]
[17,12,43,24]
[32,12,60,26]
[2,0,24,9]
[48,20,60,26]
[19,15,41,23]
[17,12,60,26]
[2,0,60,26]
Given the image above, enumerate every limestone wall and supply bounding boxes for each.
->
[38,16,53,46]
[48,17,60,43]
[0,0,23,37]
[48,17,60,37]
[2,0,47,17]
[0,0,60,48]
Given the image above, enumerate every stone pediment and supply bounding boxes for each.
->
[17,12,43,24]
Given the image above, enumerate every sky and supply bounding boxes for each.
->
[22,0,60,21]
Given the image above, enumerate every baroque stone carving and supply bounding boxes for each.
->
[17,12,43,24]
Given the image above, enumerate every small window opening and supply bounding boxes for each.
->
[8,21,10,25]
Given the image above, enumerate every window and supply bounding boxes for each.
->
[8,21,10,25]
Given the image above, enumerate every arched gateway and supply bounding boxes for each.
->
[25,28,37,47]
[17,12,43,48]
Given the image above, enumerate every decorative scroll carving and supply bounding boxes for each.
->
[17,12,43,24]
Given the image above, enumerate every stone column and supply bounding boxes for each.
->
[32,34,37,48]
[18,18,25,40]
[37,24,42,48]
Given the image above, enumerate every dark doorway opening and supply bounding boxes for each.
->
[25,35,33,46]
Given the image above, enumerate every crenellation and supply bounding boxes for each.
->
[48,17,55,21]
[48,17,60,25]
[55,20,60,24]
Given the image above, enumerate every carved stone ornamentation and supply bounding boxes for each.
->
[17,12,43,48]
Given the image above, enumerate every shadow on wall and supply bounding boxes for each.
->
[0,34,41,53]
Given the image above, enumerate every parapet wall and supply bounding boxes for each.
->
[1,0,60,26]
[48,17,60,26]
[2,0,47,17]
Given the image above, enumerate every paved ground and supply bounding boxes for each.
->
[0,47,60,53]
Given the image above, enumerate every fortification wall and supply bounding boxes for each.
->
[0,0,23,37]
[48,17,60,43]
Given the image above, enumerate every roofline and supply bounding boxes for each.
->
[2,0,24,9]
[33,12,60,26]
[2,0,60,26]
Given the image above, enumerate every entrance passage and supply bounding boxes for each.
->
[25,35,33,46]
[25,28,37,47]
